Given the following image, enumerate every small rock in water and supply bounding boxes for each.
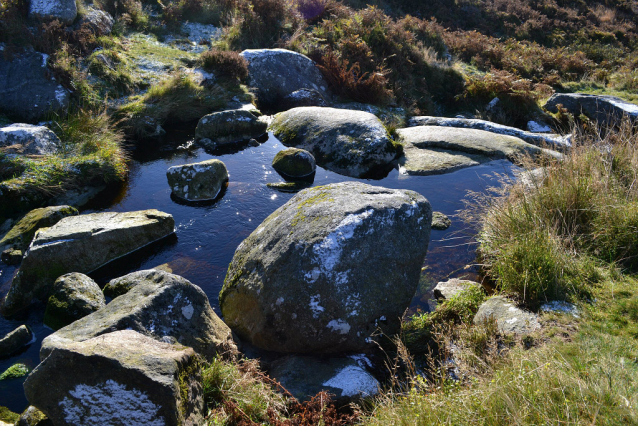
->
[0,363,30,380]
[0,325,33,357]
[474,296,540,335]
[1,248,22,265]
[266,181,313,193]
[433,278,481,300]
[431,211,451,230]
[272,147,316,178]
[195,109,267,146]
[43,273,106,330]
[167,159,228,202]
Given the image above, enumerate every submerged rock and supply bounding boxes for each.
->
[544,93,638,125]
[272,148,316,178]
[43,273,106,330]
[195,109,267,147]
[474,296,540,335]
[167,159,228,201]
[433,278,481,300]
[431,211,451,230]
[29,0,77,25]
[25,330,204,426]
[0,205,78,253]
[41,269,235,361]
[0,124,61,155]
[16,406,52,426]
[0,325,33,357]
[220,182,432,353]
[240,49,331,110]
[271,107,401,178]
[3,209,175,316]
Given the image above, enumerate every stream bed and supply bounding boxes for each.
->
[0,128,517,412]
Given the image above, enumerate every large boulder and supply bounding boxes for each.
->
[0,325,33,357]
[270,107,401,178]
[240,49,331,110]
[0,205,78,253]
[544,93,638,125]
[41,269,236,361]
[0,51,70,121]
[167,159,228,201]
[44,273,106,330]
[396,126,558,176]
[474,296,540,335]
[272,148,316,178]
[25,330,204,426]
[220,182,432,353]
[29,0,77,25]
[3,210,175,316]
[195,109,267,147]
[0,124,61,155]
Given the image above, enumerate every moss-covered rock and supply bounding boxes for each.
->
[16,406,52,426]
[272,148,316,178]
[266,181,313,193]
[0,205,78,253]
[431,211,452,230]
[220,182,432,353]
[0,406,20,424]
[195,109,267,147]
[167,159,228,202]
[43,273,106,331]
[0,363,30,380]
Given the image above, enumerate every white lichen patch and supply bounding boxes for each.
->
[326,319,350,334]
[181,303,194,320]
[309,295,324,318]
[322,366,379,397]
[540,301,580,317]
[59,380,165,426]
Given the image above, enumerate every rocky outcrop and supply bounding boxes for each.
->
[397,126,559,176]
[408,116,571,149]
[433,278,480,300]
[25,330,204,426]
[3,210,175,316]
[44,273,106,330]
[77,7,114,35]
[431,211,451,230]
[0,124,61,155]
[270,107,401,178]
[0,205,78,254]
[29,0,77,24]
[195,109,267,148]
[0,51,70,121]
[240,49,331,110]
[272,148,316,178]
[220,182,432,353]
[474,296,540,335]
[0,325,33,357]
[544,93,638,125]
[167,159,228,201]
[41,269,235,360]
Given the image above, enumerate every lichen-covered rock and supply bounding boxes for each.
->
[0,406,20,425]
[41,269,236,361]
[0,51,69,121]
[103,269,159,298]
[431,211,451,230]
[281,88,328,110]
[0,325,33,357]
[3,210,175,316]
[270,107,401,178]
[0,123,61,155]
[544,93,638,125]
[269,354,379,403]
[44,273,106,330]
[266,181,313,192]
[272,148,316,178]
[29,0,77,24]
[220,182,432,353]
[0,205,78,253]
[77,7,113,35]
[167,159,228,202]
[240,49,331,110]
[433,278,481,300]
[16,406,52,426]
[25,330,204,426]
[195,109,267,146]
[474,296,540,335]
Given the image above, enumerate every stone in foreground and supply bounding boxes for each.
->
[25,330,204,426]
[474,296,540,335]
[41,269,235,361]
[0,205,78,253]
[0,124,62,156]
[167,159,228,201]
[43,273,106,330]
[544,93,638,125]
[0,325,33,357]
[271,107,401,178]
[195,109,266,146]
[433,278,481,300]
[220,182,432,353]
[272,148,316,178]
[3,210,174,316]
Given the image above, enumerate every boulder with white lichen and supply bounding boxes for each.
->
[195,109,266,148]
[167,159,228,202]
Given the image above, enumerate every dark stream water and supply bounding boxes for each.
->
[0,128,517,412]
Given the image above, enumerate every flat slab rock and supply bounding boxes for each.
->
[474,296,540,335]
[220,181,432,353]
[0,124,62,155]
[3,209,175,316]
[25,330,204,426]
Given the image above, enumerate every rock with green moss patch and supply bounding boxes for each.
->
[41,269,235,361]
[220,182,432,353]
[431,211,451,230]
[0,363,30,380]
[474,296,540,335]
[3,210,175,316]
[1,248,22,265]
[266,181,313,193]
[195,109,267,147]
[0,406,20,425]
[16,406,52,426]
[271,107,401,178]
[0,325,33,357]
[43,273,106,330]
[272,148,316,178]
[25,330,204,426]
[0,205,78,254]
[167,159,228,202]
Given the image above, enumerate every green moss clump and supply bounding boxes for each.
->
[0,406,20,423]
[0,363,30,380]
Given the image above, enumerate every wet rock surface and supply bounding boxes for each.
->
[43,273,106,330]
[474,296,540,335]
[220,182,432,353]
[25,330,204,426]
[0,325,33,357]
[0,124,61,156]
[167,159,228,201]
